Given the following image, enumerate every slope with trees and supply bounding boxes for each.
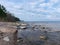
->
[0,4,20,22]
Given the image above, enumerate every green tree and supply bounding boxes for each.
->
[0,4,7,18]
[0,4,20,22]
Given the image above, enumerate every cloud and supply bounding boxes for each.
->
[0,0,60,21]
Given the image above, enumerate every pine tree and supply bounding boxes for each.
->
[0,4,20,22]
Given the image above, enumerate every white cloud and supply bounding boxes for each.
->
[55,8,60,13]
[38,0,45,3]
[0,0,60,21]
[50,0,59,3]
[40,3,53,8]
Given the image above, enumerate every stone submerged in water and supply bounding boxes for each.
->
[40,35,48,40]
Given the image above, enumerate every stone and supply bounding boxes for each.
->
[40,35,48,40]
[3,36,10,42]
[21,23,27,26]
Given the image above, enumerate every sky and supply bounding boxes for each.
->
[0,0,60,21]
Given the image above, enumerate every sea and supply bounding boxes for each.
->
[18,21,60,45]
[20,21,60,32]
[25,21,60,23]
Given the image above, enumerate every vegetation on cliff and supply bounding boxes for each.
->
[0,4,20,22]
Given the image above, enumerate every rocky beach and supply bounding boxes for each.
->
[0,22,60,45]
[17,22,60,45]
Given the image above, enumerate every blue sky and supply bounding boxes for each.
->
[0,0,60,21]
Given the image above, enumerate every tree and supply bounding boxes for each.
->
[0,4,20,22]
[0,4,7,18]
